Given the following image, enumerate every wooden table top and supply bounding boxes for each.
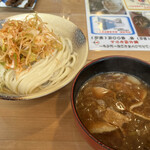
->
[0,0,150,150]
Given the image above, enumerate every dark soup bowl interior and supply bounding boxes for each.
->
[71,56,150,150]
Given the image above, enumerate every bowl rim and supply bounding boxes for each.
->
[71,55,150,150]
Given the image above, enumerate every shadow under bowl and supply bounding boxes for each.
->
[71,56,150,150]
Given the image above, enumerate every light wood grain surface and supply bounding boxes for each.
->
[0,0,150,150]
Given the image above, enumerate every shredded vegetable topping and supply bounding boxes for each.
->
[0,13,63,73]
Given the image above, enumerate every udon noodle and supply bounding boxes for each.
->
[0,13,77,95]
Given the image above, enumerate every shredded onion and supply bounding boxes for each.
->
[0,13,63,74]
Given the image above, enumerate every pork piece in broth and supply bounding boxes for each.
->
[88,121,118,134]
[103,108,130,128]
[76,72,150,150]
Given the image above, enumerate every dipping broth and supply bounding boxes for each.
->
[76,72,150,150]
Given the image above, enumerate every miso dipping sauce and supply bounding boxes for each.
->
[76,72,150,150]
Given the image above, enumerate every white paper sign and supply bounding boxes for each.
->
[85,0,150,51]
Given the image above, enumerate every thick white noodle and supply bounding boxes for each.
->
[2,37,77,95]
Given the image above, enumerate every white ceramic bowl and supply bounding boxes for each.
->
[0,13,88,100]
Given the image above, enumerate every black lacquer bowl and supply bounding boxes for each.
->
[71,56,150,150]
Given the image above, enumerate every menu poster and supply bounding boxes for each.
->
[85,0,150,51]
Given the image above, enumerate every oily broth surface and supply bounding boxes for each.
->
[76,72,150,150]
